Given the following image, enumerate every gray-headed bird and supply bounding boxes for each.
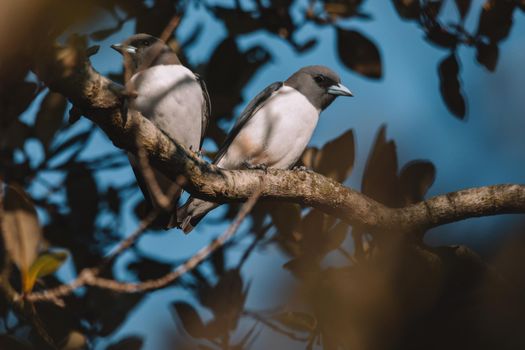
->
[112,33,210,227]
[176,65,352,233]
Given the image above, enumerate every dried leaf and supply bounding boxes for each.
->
[337,28,382,79]
[172,302,206,338]
[24,251,68,292]
[2,184,42,278]
[61,330,87,350]
[438,54,466,119]
[34,91,67,149]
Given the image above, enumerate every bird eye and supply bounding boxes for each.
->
[314,75,326,83]
[143,40,150,46]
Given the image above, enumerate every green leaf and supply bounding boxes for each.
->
[24,251,68,293]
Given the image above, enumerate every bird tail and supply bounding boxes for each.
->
[169,197,219,233]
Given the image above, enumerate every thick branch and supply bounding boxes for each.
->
[32,42,525,234]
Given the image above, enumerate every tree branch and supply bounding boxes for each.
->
[32,41,525,236]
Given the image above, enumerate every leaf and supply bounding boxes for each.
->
[274,311,317,333]
[24,251,68,293]
[455,0,471,19]
[476,42,499,71]
[324,0,364,18]
[2,184,42,280]
[47,130,92,160]
[323,221,349,253]
[106,186,121,214]
[476,0,516,43]
[315,129,355,182]
[438,54,466,119]
[361,126,401,207]
[399,160,436,204]
[172,302,206,338]
[0,82,37,127]
[127,257,172,281]
[391,0,420,20]
[425,23,458,48]
[34,91,67,150]
[337,28,382,79]
[2,120,31,150]
[106,336,143,350]
[65,163,99,235]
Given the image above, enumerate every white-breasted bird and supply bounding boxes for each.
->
[112,33,210,227]
[176,65,353,233]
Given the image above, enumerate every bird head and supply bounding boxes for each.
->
[111,33,179,74]
[287,65,353,110]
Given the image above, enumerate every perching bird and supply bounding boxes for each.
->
[111,33,210,227]
[176,65,353,233]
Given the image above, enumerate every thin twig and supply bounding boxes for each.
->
[24,184,263,302]
[244,310,309,342]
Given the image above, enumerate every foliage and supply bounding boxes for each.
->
[0,0,524,349]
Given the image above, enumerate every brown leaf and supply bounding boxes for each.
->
[0,81,36,128]
[337,28,382,79]
[361,125,401,207]
[455,0,471,19]
[34,91,67,149]
[172,302,206,338]
[1,120,31,150]
[476,0,516,43]
[391,0,420,20]
[2,184,42,276]
[315,129,355,182]
[438,54,466,119]
[399,160,436,204]
[476,42,499,71]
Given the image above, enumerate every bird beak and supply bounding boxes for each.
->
[111,43,137,55]
[327,83,353,97]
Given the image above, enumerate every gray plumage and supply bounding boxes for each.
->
[112,33,210,227]
[176,65,352,233]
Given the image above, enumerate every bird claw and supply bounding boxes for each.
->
[243,162,268,172]
[293,165,314,173]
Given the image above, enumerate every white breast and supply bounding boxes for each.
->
[219,85,320,169]
[129,65,203,150]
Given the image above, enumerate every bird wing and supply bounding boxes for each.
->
[195,74,211,150]
[213,81,284,164]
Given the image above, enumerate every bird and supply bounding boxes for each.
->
[176,65,353,233]
[111,33,210,228]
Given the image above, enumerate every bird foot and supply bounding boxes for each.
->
[293,165,314,173]
[243,162,268,172]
